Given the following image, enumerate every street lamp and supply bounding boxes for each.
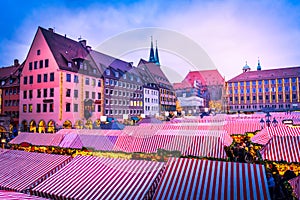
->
[260,112,278,128]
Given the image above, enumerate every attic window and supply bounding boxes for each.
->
[68,62,72,68]
[1,80,5,86]
[105,69,110,76]
[115,72,119,78]
[37,49,41,55]
[93,68,97,74]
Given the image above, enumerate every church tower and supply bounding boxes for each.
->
[149,36,156,63]
[155,40,160,65]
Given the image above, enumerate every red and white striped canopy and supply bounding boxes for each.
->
[225,119,261,135]
[59,133,83,149]
[0,150,72,192]
[9,132,64,147]
[260,136,300,163]
[153,158,270,200]
[251,125,300,145]
[79,135,118,151]
[289,175,300,199]
[0,190,47,200]
[32,156,165,200]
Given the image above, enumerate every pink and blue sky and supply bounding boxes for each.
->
[1,0,300,81]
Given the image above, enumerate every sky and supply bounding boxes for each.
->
[1,0,300,82]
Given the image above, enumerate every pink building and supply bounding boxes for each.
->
[20,27,103,132]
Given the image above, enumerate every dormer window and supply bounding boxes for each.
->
[1,80,5,86]
[115,71,119,78]
[68,62,72,68]
[80,62,83,69]
[123,74,126,79]
[93,68,97,74]
[105,69,110,76]
[130,75,133,81]
[10,78,14,84]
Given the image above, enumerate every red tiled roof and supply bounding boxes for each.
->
[39,27,90,72]
[138,59,172,86]
[228,66,300,82]
[196,69,224,85]
[172,81,192,89]
[0,65,18,80]
[182,71,206,86]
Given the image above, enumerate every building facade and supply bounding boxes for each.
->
[20,27,104,132]
[226,63,300,112]
[143,83,159,116]
[0,59,22,133]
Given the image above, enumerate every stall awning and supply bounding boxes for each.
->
[153,158,270,200]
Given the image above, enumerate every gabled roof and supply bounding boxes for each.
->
[0,65,18,80]
[0,61,23,88]
[39,27,90,72]
[89,50,132,74]
[194,70,224,85]
[228,66,300,82]
[137,59,172,87]
[182,71,206,87]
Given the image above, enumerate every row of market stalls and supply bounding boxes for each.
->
[0,150,271,200]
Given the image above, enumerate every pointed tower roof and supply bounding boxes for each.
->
[257,58,262,71]
[155,40,160,65]
[149,36,156,63]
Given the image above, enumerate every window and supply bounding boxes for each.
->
[50,73,54,81]
[115,71,119,78]
[37,74,42,83]
[110,90,113,95]
[68,62,72,68]
[85,91,89,99]
[266,95,269,100]
[285,86,289,91]
[92,92,95,99]
[29,76,33,84]
[23,104,27,112]
[98,93,101,99]
[278,87,282,92]
[292,86,296,91]
[66,89,71,97]
[36,104,41,113]
[85,78,90,85]
[110,79,114,86]
[74,104,78,112]
[253,96,256,101]
[29,90,33,99]
[44,74,48,83]
[264,80,268,84]
[23,91,27,99]
[45,59,49,68]
[279,94,282,100]
[98,80,101,87]
[272,95,275,100]
[105,69,110,75]
[247,96,250,101]
[49,103,54,112]
[252,81,256,86]
[284,78,289,83]
[240,82,244,86]
[39,60,43,68]
[43,88,47,98]
[74,90,78,98]
[50,88,54,97]
[123,74,126,79]
[265,88,269,92]
[29,62,33,70]
[286,94,289,100]
[74,75,79,83]
[105,78,109,85]
[43,104,47,112]
[37,49,40,55]
[66,74,71,82]
[29,104,33,113]
[98,105,101,112]
[271,79,275,85]
[246,81,250,86]
[34,61,38,69]
[105,99,109,105]
[66,103,71,112]
[37,89,41,98]
[278,79,282,84]
[24,76,28,85]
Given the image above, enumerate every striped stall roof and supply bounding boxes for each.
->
[153,158,270,200]
[260,136,300,163]
[59,133,83,149]
[32,156,165,200]
[57,129,125,136]
[225,119,261,135]
[0,190,47,200]
[289,176,300,199]
[9,132,64,147]
[0,150,72,192]
[251,125,300,145]
[79,135,118,151]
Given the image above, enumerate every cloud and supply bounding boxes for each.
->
[1,0,300,81]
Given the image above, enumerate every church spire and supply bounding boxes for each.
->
[149,36,155,63]
[155,40,160,65]
[257,57,262,71]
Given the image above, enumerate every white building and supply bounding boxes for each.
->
[143,84,159,116]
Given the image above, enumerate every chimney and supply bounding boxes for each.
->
[86,46,92,52]
[14,59,19,66]
[79,40,87,47]
[48,28,54,32]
